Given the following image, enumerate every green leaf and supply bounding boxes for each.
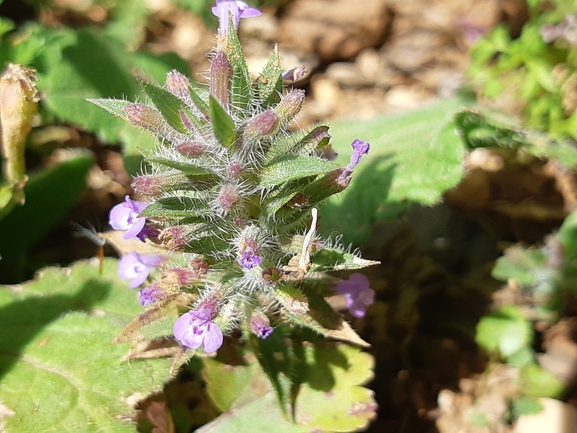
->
[310,248,380,272]
[475,305,533,358]
[209,95,237,147]
[260,155,338,189]
[141,196,212,219]
[225,20,252,113]
[146,156,215,176]
[103,0,149,47]
[256,46,283,107]
[0,259,173,432]
[140,79,190,134]
[510,396,543,418]
[319,97,468,245]
[521,364,565,398]
[492,247,547,286]
[201,343,376,432]
[87,98,133,120]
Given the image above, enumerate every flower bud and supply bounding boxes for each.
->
[282,66,306,84]
[159,225,190,251]
[124,104,166,134]
[131,172,190,197]
[138,284,167,306]
[249,311,273,339]
[160,267,199,288]
[210,50,233,109]
[166,70,192,105]
[262,266,282,285]
[189,256,210,275]
[274,89,305,124]
[243,111,279,139]
[227,161,245,178]
[1,64,38,188]
[218,183,241,212]
[177,141,208,158]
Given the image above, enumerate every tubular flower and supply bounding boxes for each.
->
[335,273,375,318]
[212,0,261,35]
[173,308,224,352]
[109,196,149,240]
[118,252,167,288]
[249,312,273,339]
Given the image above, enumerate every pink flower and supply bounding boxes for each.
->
[174,308,224,352]
[335,273,375,318]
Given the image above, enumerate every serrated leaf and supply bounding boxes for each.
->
[475,305,533,358]
[140,79,190,134]
[319,97,469,245]
[209,95,237,147]
[201,343,376,432]
[260,155,338,188]
[0,259,173,432]
[310,248,380,272]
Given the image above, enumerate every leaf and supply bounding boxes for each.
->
[520,364,565,398]
[319,97,468,245]
[0,259,173,432]
[256,46,283,107]
[475,305,533,358]
[146,156,215,176]
[310,248,380,272]
[209,96,237,147]
[260,155,338,189]
[140,79,190,134]
[225,20,252,113]
[492,246,547,286]
[201,343,376,432]
[141,196,212,219]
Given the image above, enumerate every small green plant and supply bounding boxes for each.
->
[469,0,577,139]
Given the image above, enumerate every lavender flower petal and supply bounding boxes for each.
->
[335,273,375,318]
[109,195,149,240]
[118,252,166,289]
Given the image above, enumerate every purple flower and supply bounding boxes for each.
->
[174,308,224,352]
[212,0,261,35]
[345,139,370,172]
[138,284,166,306]
[118,252,167,288]
[237,246,262,269]
[249,313,273,339]
[109,196,149,240]
[335,273,375,318]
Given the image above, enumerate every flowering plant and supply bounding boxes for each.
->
[92,0,377,415]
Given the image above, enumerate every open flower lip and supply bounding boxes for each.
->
[109,196,149,240]
[174,308,224,353]
[212,0,261,35]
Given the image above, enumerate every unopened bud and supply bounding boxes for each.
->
[227,161,245,178]
[249,311,273,339]
[166,70,192,105]
[124,104,166,133]
[218,183,241,211]
[177,141,208,158]
[275,89,305,124]
[159,225,190,250]
[210,50,233,109]
[160,267,199,288]
[132,172,189,197]
[243,111,280,139]
[138,284,167,306]
[189,256,209,275]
